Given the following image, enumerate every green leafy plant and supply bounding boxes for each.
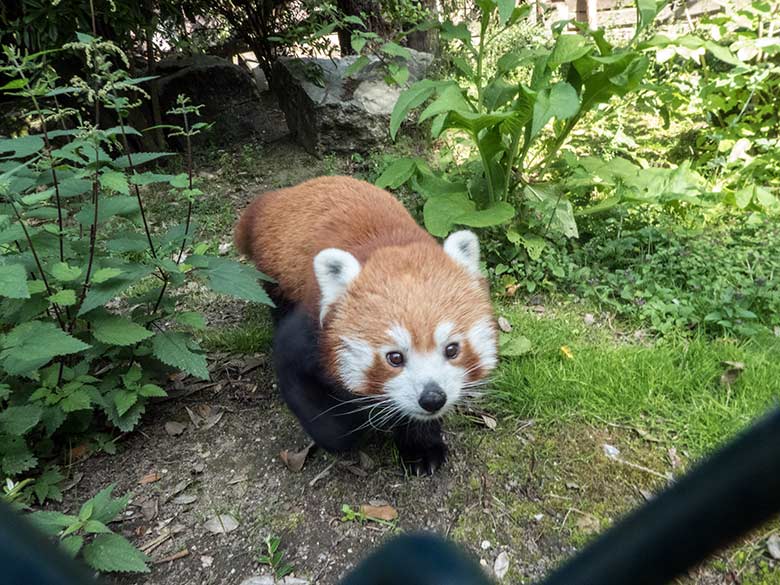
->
[340,504,398,529]
[257,533,295,580]
[647,0,780,201]
[383,0,667,250]
[0,34,272,485]
[28,484,148,573]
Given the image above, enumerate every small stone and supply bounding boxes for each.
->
[493,551,510,580]
[583,313,595,326]
[768,534,780,560]
[481,540,491,550]
[200,555,214,568]
[239,577,275,585]
[533,513,544,523]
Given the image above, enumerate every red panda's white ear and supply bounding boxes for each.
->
[314,248,361,323]
[443,230,481,276]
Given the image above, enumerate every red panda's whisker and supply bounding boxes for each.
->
[311,394,383,421]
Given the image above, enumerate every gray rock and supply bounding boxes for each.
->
[239,577,275,585]
[155,55,266,148]
[272,50,433,155]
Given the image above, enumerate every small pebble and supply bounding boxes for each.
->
[481,540,491,550]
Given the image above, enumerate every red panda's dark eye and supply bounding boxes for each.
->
[445,343,460,359]
[386,352,405,367]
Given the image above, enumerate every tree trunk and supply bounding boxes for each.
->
[404,0,439,54]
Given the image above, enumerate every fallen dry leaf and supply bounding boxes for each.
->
[141,498,158,521]
[339,461,369,477]
[201,410,224,431]
[565,481,580,491]
[634,428,661,443]
[575,513,600,534]
[192,462,205,474]
[204,514,239,534]
[61,472,84,492]
[280,442,314,472]
[358,451,374,471]
[360,504,398,522]
[560,345,574,360]
[70,444,90,460]
[667,447,681,469]
[172,494,198,505]
[767,534,780,560]
[504,283,520,297]
[154,549,189,564]
[218,242,232,255]
[481,414,498,430]
[165,421,187,436]
[720,361,746,386]
[139,471,161,485]
[497,316,512,333]
[185,407,202,428]
[493,551,510,580]
[602,444,621,460]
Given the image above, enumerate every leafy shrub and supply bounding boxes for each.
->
[651,0,780,197]
[510,217,780,337]
[381,0,668,253]
[28,484,150,573]
[0,36,271,488]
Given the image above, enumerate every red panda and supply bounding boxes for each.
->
[235,176,497,474]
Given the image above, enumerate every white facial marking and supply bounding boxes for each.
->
[468,317,498,372]
[382,320,467,420]
[387,323,412,353]
[443,230,481,276]
[313,248,361,324]
[434,321,456,347]
[336,336,374,391]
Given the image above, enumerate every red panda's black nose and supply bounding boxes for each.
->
[419,383,447,413]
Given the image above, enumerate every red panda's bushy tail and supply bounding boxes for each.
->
[233,200,258,260]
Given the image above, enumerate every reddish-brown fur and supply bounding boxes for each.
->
[235,176,495,393]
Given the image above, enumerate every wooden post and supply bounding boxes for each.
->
[576,0,599,27]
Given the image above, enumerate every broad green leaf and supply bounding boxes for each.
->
[198,258,274,305]
[549,34,592,68]
[99,170,130,195]
[48,289,77,306]
[418,85,472,123]
[82,533,150,574]
[83,520,112,534]
[74,196,140,226]
[423,193,475,237]
[92,315,154,346]
[344,55,371,78]
[78,264,155,315]
[21,188,54,205]
[92,268,122,283]
[0,136,45,158]
[440,21,471,43]
[0,321,90,376]
[32,467,64,504]
[636,0,661,33]
[56,177,92,198]
[351,36,367,53]
[104,126,142,138]
[139,384,166,398]
[61,536,84,558]
[175,311,206,330]
[112,152,172,169]
[497,0,516,24]
[531,82,579,137]
[114,389,138,417]
[520,234,547,260]
[0,263,29,299]
[735,186,753,209]
[1,435,37,475]
[499,334,532,356]
[152,331,209,380]
[381,41,411,59]
[60,390,91,413]
[51,262,82,282]
[390,79,442,139]
[455,202,516,229]
[0,404,43,435]
[375,158,418,189]
[130,172,175,186]
[483,77,519,110]
[0,78,26,90]
[89,484,130,524]
[28,510,76,536]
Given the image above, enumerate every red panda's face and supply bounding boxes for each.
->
[315,231,498,421]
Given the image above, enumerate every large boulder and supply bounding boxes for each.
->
[154,55,267,148]
[272,50,434,156]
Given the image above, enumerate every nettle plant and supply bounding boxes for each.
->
[380,0,670,261]
[0,36,271,496]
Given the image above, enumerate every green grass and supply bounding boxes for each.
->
[492,301,780,456]
[201,306,274,354]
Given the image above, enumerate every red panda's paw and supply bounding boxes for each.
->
[394,421,448,476]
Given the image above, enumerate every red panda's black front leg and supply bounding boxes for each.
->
[272,307,370,453]
[393,420,448,476]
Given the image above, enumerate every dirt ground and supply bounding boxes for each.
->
[55,91,775,585]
